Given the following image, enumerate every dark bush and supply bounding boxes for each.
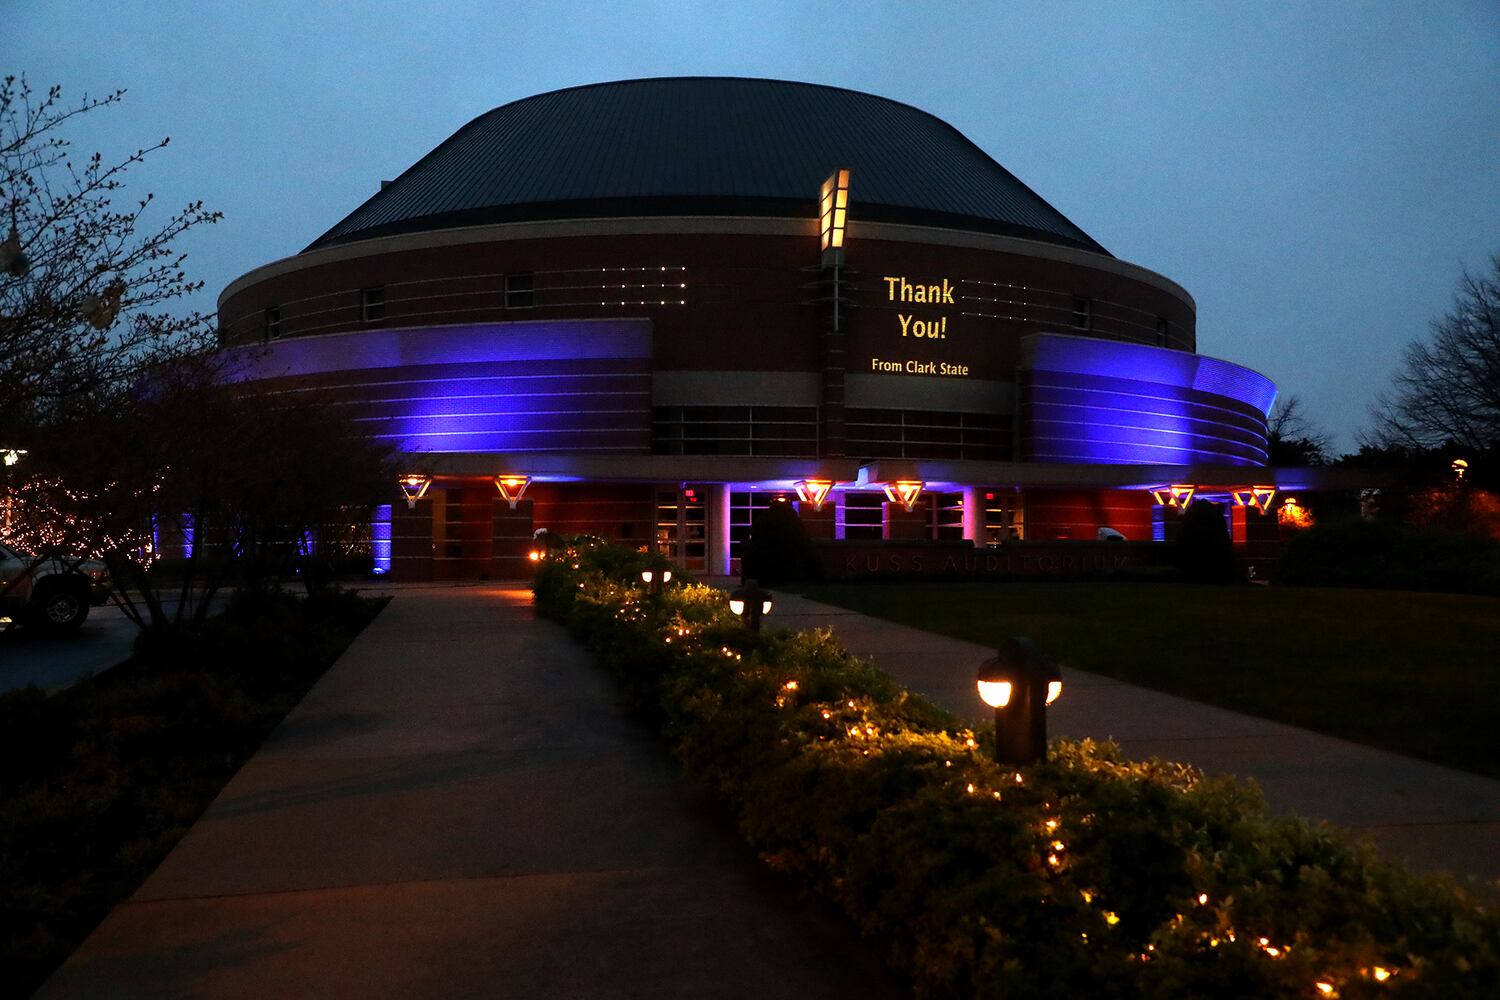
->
[1278,518,1500,594]
[1175,501,1236,583]
[742,500,822,585]
[0,589,386,998]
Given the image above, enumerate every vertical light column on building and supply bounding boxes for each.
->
[962,487,983,545]
[704,482,731,577]
[817,169,851,458]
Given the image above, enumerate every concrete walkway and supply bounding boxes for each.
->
[770,592,1500,883]
[39,585,903,999]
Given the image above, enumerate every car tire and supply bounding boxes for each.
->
[29,584,90,633]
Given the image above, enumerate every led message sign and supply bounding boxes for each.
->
[866,274,971,378]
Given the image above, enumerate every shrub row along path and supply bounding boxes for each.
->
[766,590,1500,884]
[38,584,904,1000]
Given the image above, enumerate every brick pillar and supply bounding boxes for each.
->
[884,496,931,540]
[492,499,535,580]
[800,497,837,540]
[391,496,433,581]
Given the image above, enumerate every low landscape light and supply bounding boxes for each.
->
[641,566,674,596]
[977,637,1062,765]
[729,579,773,632]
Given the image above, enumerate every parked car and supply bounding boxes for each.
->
[0,541,111,632]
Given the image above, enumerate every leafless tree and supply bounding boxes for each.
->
[1370,253,1500,453]
[0,75,221,431]
[1266,394,1332,466]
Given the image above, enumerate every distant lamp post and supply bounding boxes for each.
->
[729,579,773,633]
[641,566,674,596]
[0,217,28,278]
[1452,458,1469,482]
[977,636,1062,765]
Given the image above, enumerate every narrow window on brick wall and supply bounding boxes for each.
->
[265,306,281,340]
[505,272,535,309]
[361,286,385,322]
[1072,296,1092,331]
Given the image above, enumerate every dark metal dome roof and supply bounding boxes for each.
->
[305,77,1109,255]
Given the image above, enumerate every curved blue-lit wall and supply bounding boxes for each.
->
[235,319,653,455]
[1019,333,1276,466]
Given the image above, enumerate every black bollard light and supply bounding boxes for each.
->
[640,566,674,597]
[977,636,1062,765]
[728,579,773,633]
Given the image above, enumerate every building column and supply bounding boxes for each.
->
[492,498,535,580]
[704,482,731,578]
[962,486,983,546]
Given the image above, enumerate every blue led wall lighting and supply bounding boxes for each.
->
[1019,333,1277,467]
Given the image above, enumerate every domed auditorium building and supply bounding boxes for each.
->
[221,77,1299,581]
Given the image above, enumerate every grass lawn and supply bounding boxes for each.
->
[794,580,1500,779]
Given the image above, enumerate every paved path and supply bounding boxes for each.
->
[39,585,902,999]
[770,592,1500,883]
[0,602,136,695]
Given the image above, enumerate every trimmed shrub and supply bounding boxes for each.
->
[742,500,822,585]
[1175,501,1237,584]
[534,539,1500,998]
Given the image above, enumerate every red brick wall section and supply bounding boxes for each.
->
[528,483,655,548]
[220,232,1196,370]
[1025,489,1154,543]
[433,486,495,580]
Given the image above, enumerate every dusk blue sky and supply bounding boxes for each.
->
[9,1,1498,451]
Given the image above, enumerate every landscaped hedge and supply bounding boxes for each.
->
[536,538,1500,1000]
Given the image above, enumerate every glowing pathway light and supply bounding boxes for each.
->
[729,579,773,633]
[793,479,836,512]
[977,636,1062,766]
[494,474,531,509]
[1231,485,1278,514]
[883,480,925,513]
[640,565,674,597]
[399,473,432,509]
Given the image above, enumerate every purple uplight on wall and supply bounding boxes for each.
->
[230,320,654,455]
[371,504,392,575]
[1019,333,1276,467]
